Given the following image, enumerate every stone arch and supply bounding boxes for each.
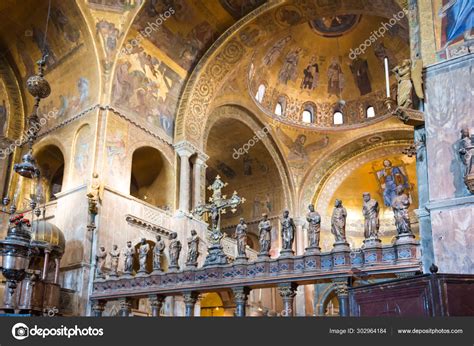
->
[299,127,414,214]
[203,104,294,212]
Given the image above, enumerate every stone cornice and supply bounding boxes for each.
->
[125,214,172,238]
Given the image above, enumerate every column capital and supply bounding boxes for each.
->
[183,291,199,305]
[118,297,132,316]
[91,300,106,315]
[278,282,298,298]
[195,151,209,165]
[332,278,349,297]
[149,294,165,306]
[174,141,196,157]
[232,286,251,303]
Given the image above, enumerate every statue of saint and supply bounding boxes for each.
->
[258,213,272,255]
[459,128,473,177]
[280,209,295,251]
[186,230,199,265]
[153,235,165,272]
[86,172,103,203]
[235,218,248,258]
[362,193,380,239]
[331,199,347,243]
[306,204,321,248]
[138,238,149,273]
[392,185,413,235]
[109,244,120,277]
[169,232,182,269]
[95,246,107,279]
[123,241,135,275]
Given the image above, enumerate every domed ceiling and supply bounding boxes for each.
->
[249,14,410,129]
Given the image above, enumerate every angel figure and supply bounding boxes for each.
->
[276,127,329,164]
[392,59,424,109]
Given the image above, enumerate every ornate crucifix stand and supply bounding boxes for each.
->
[193,176,245,267]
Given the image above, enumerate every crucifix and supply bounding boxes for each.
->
[193,175,245,266]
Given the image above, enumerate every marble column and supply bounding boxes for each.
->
[278,283,297,317]
[118,297,132,317]
[294,217,306,316]
[53,258,60,284]
[175,142,195,214]
[149,294,165,317]
[193,153,208,209]
[232,287,250,317]
[42,249,51,280]
[333,279,349,317]
[183,292,198,317]
[91,300,106,317]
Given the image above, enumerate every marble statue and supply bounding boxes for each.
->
[123,241,135,275]
[459,128,473,177]
[86,172,103,203]
[186,230,199,266]
[153,235,165,272]
[95,246,107,279]
[109,244,120,277]
[280,209,295,253]
[235,218,248,258]
[169,232,182,270]
[138,238,150,274]
[362,193,380,239]
[392,59,423,109]
[258,213,272,256]
[459,128,474,193]
[392,185,413,235]
[331,199,347,243]
[306,204,321,248]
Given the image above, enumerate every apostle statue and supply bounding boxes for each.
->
[169,232,182,270]
[137,238,150,274]
[235,218,248,259]
[95,246,107,279]
[258,213,272,257]
[362,193,380,239]
[306,204,321,249]
[459,128,474,177]
[109,244,120,277]
[186,230,199,267]
[280,209,295,255]
[392,59,423,109]
[392,185,413,235]
[123,241,135,275]
[331,199,347,243]
[153,235,165,273]
[459,128,474,193]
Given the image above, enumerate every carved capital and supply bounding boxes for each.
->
[333,279,349,297]
[91,300,106,313]
[183,291,199,305]
[278,283,297,299]
[174,141,196,158]
[149,294,165,308]
[118,297,132,313]
[232,287,250,304]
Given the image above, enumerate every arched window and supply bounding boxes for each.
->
[275,102,283,116]
[333,111,344,125]
[302,104,315,123]
[255,84,266,103]
[366,106,375,118]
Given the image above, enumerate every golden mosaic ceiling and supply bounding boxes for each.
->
[248,14,410,129]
